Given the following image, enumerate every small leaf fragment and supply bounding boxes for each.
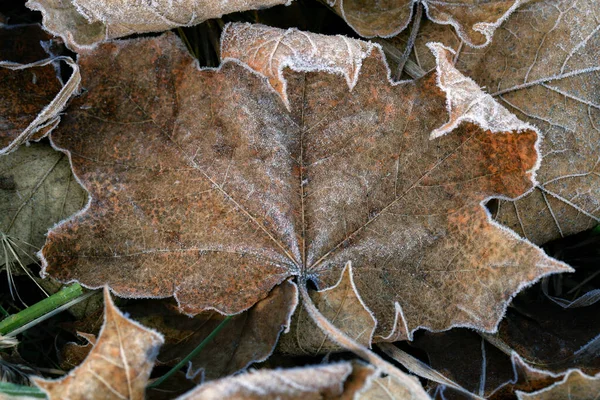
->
[517,369,600,400]
[32,287,164,400]
[176,362,375,400]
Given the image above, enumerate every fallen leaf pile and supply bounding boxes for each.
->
[0,0,598,399]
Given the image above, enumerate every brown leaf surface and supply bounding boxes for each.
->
[59,332,96,370]
[176,362,375,400]
[142,280,297,382]
[327,0,523,47]
[25,0,290,51]
[278,262,376,355]
[394,0,600,245]
[32,287,164,400]
[517,369,600,400]
[0,24,61,153]
[357,373,431,400]
[42,25,568,341]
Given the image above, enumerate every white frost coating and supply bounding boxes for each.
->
[428,42,537,140]
[176,362,353,399]
[516,368,600,400]
[221,22,379,110]
[422,0,524,49]
[27,0,291,50]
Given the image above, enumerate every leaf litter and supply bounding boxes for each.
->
[0,1,599,399]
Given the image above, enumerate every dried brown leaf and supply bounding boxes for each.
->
[176,362,375,400]
[26,0,290,51]
[357,373,431,400]
[409,330,566,399]
[42,25,568,343]
[395,0,600,245]
[32,287,164,400]
[59,332,96,370]
[517,369,600,400]
[327,0,523,47]
[489,353,563,400]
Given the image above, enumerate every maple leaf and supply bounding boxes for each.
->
[517,369,600,400]
[25,0,291,51]
[0,24,80,155]
[0,143,86,288]
[41,24,569,344]
[177,362,376,400]
[389,0,600,245]
[327,0,524,47]
[32,287,164,400]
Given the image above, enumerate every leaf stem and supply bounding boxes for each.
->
[297,280,423,391]
[147,315,233,389]
[0,283,83,335]
[394,1,423,80]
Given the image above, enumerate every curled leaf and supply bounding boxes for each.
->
[0,24,80,154]
[26,0,291,51]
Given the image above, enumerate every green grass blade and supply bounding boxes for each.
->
[0,283,83,335]
[0,382,46,398]
[147,315,233,389]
